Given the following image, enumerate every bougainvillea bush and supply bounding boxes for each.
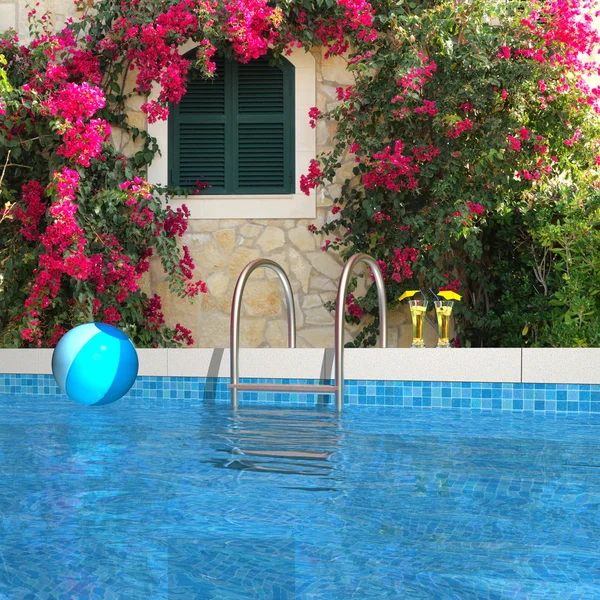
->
[307,0,600,347]
[1,0,600,348]
[0,0,375,347]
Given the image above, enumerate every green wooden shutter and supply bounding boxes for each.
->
[235,56,295,194]
[169,56,227,191]
[169,53,294,195]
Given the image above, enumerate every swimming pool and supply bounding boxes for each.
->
[1,390,599,599]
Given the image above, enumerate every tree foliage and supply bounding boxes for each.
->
[306,0,600,347]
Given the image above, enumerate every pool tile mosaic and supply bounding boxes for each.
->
[1,373,600,413]
[1,395,600,598]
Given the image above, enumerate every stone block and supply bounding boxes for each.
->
[240,223,262,238]
[242,280,282,316]
[206,272,229,298]
[304,304,334,326]
[310,274,336,292]
[298,327,334,348]
[264,249,289,278]
[306,251,343,280]
[257,226,285,252]
[188,220,219,233]
[289,225,316,251]
[240,318,266,348]
[320,54,356,86]
[302,294,322,310]
[265,320,289,347]
[289,249,312,293]
[189,239,226,273]
[198,293,218,313]
[229,247,261,277]
[196,312,230,347]
[215,229,236,251]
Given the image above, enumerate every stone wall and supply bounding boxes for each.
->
[0,0,17,33]
[1,2,420,348]
[0,0,76,36]
[147,50,419,349]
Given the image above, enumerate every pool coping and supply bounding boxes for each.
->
[0,347,598,384]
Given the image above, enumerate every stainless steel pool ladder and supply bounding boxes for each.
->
[229,253,387,412]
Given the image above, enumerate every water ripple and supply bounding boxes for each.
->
[0,395,599,598]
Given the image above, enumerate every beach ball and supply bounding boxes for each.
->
[52,322,138,406]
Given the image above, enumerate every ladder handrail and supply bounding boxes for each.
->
[334,253,387,411]
[229,253,386,413]
[230,258,296,409]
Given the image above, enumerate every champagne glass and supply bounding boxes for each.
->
[434,300,454,348]
[408,299,428,348]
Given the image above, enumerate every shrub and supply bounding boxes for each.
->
[306,0,600,347]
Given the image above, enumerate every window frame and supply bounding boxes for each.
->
[147,44,316,220]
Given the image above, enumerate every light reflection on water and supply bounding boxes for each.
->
[1,394,600,599]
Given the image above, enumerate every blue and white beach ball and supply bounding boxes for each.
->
[52,323,138,406]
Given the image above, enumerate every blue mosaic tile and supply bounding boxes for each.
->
[0,394,599,598]
[2,373,600,414]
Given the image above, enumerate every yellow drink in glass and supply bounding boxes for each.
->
[435,300,454,348]
[409,300,427,347]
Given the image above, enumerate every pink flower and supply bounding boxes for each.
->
[336,86,354,101]
[46,82,106,123]
[412,144,440,162]
[345,293,364,319]
[414,99,438,116]
[300,159,322,195]
[15,181,46,241]
[467,201,484,215]
[308,106,321,129]
[498,46,511,59]
[440,278,461,293]
[374,211,391,224]
[507,135,521,152]
[446,119,473,139]
[362,140,419,191]
[57,119,111,167]
[389,247,418,282]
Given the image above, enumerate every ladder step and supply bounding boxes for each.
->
[228,383,337,394]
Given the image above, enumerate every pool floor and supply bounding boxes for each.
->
[1,394,599,599]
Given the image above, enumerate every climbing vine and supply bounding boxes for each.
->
[0,0,373,346]
[1,0,600,348]
[305,0,600,347]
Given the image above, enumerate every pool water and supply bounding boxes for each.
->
[1,393,599,599]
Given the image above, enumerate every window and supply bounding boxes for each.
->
[168,52,295,195]
[147,44,315,219]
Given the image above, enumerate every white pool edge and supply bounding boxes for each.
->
[0,348,598,384]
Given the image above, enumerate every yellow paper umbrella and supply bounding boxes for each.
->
[398,290,420,302]
[438,290,462,301]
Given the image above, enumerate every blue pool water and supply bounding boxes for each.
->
[1,393,600,599]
